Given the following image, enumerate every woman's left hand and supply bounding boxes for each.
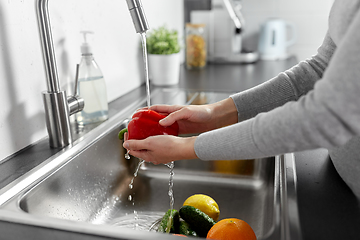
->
[123,133,198,165]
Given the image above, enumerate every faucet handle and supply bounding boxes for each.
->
[67,64,84,115]
[73,64,80,96]
[68,95,85,115]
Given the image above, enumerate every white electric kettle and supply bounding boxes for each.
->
[258,18,297,60]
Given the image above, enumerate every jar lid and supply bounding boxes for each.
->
[186,23,206,28]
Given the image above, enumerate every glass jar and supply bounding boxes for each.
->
[185,23,207,69]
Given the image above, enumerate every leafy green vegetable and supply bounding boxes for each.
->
[157,209,180,233]
[146,26,181,55]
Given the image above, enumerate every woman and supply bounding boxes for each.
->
[124,1,360,198]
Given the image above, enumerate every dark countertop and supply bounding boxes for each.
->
[294,149,360,240]
[1,56,360,239]
[178,58,297,92]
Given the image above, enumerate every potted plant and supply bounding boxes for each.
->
[146,26,181,86]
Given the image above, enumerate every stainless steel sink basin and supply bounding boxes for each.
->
[0,89,302,240]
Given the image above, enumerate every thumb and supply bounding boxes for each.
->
[123,139,146,151]
[159,116,175,126]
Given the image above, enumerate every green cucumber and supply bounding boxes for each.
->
[157,209,180,233]
[179,205,216,237]
[118,128,128,140]
[178,220,198,237]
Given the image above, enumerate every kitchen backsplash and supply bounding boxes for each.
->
[0,0,333,161]
[241,0,334,60]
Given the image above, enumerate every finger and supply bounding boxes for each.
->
[159,108,190,126]
[123,139,147,151]
[128,150,151,161]
[135,107,149,112]
[124,132,128,141]
[149,104,182,114]
[127,150,160,164]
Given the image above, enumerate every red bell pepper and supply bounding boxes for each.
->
[120,109,179,140]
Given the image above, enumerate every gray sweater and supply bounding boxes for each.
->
[194,0,360,198]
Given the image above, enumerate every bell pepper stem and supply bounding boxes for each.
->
[118,128,128,140]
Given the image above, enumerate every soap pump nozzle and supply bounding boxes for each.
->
[80,31,94,55]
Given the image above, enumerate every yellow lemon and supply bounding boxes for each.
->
[183,194,220,222]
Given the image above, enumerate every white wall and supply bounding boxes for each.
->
[0,0,183,161]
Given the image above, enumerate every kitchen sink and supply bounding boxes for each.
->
[0,89,302,240]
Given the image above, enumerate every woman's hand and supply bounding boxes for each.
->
[149,98,238,135]
[123,133,198,165]
[150,104,214,134]
[123,98,237,164]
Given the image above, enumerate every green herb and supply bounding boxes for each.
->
[146,26,181,55]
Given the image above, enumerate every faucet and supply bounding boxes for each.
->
[126,0,150,34]
[222,0,245,53]
[222,0,244,32]
[36,0,149,148]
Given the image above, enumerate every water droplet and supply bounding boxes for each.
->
[125,150,131,159]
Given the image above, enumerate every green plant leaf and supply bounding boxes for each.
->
[146,26,181,55]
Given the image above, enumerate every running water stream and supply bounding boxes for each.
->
[124,33,176,231]
[124,32,149,160]
[140,32,151,108]
[166,161,175,233]
[128,159,145,230]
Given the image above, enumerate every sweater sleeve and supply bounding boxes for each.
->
[231,31,334,122]
[194,7,360,160]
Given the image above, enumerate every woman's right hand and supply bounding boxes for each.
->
[149,97,238,135]
[150,104,215,135]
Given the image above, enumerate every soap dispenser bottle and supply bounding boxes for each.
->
[76,31,108,125]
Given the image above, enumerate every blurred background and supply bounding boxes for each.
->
[184,0,333,61]
[0,0,333,161]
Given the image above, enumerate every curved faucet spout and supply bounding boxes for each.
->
[35,0,149,148]
[36,0,74,148]
[126,0,150,33]
[36,0,60,93]
[222,0,244,32]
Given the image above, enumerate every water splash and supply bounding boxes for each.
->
[128,159,145,230]
[168,161,175,211]
[112,211,164,231]
[125,149,130,160]
[129,159,145,190]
